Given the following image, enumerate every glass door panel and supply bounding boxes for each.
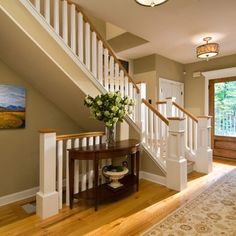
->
[214,81,236,137]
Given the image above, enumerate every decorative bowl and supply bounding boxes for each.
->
[102,167,129,189]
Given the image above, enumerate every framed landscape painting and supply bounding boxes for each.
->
[0,85,26,129]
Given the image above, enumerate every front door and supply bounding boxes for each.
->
[209,77,236,160]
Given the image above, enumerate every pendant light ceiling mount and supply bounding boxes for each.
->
[135,0,168,7]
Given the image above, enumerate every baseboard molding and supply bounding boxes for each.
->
[0,187,39,207]
[140,171,166,186]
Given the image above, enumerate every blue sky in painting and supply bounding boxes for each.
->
[0,85,26,108]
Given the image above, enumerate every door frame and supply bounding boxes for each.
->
[209,76,236,159]
[158,78,184,106]
[202,67,236,115]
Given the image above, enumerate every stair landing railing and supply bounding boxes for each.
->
[156,97,213,174]
[157,97,198,160]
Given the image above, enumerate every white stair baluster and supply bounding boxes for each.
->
[92,32,97,77]
[34,0,40,13]
[159,120,164,159]
[109,56,115,92]
[145,105,149,145]
[81,137,87,191]
[78,12,84,61]
[53,0,59,34]
[66,139,72,206]
[124,76,129,96]
[57,140,63,209]
[98,40,103,84]
[44,0,50,24]
[120,70,124,97]
[185,119,189,150]
[189,118,193,152]
[88,137,94,189]
[104,48,109,90]
[115,63,119,92]
[154,115,158,155]
[194,121,198,151]
[62,0,68,44]
[85,23,91,70]
[74,138,79,194]
[148,109,153,148]
[70,4,76,53]
[129,83,134,119]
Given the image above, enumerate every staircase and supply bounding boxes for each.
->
[1,0,213,219]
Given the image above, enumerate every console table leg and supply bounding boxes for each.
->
[69,158,75,209]
[131,153,135,175]
[136,151,140,192]
[94,156,99,211]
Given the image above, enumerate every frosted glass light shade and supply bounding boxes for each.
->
[135,0,168,7]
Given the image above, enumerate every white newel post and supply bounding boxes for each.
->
[166,118,187,191]
[36,129,59,219]
[195,116,213,174]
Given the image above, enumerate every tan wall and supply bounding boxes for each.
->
[0,60,81,197]
[134,71,157,103]
[156,54,184,83]
[134,54,156,74]
[184,54,236,115]
[86,13,106,39]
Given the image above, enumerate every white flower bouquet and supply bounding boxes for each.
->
[84,91,135,129]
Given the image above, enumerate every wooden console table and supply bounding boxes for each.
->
[68,139,140,210]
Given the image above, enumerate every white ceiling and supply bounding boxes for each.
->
[75,0,236,64]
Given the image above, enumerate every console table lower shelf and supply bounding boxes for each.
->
[73,174,137,204]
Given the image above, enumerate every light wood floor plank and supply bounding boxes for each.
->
[0,160,234,236]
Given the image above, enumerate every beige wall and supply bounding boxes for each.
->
[184,54,236,115]
[156,54,184,83]
[0,60,81,197]
[134,71,157,103]
[86,13,106,39]
[134,54,156,74]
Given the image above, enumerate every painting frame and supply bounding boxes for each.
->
[0,85,26,129]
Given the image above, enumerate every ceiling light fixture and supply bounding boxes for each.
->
[196,37,219,60]
[135,0,168,7]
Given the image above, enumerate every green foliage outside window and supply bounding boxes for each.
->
[214,81,236,136]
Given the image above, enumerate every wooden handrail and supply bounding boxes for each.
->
[56,131,105,141]
[156,101,167,105]
[65,0,139,94]
[142,99,169,126]
[173,102,198,123]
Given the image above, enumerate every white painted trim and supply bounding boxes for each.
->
[0,187,39,207]
[202,67,236,115]
[159,77,184,86]
[140,171,166,186]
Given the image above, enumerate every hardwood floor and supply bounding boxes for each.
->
[0,159,235,236]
